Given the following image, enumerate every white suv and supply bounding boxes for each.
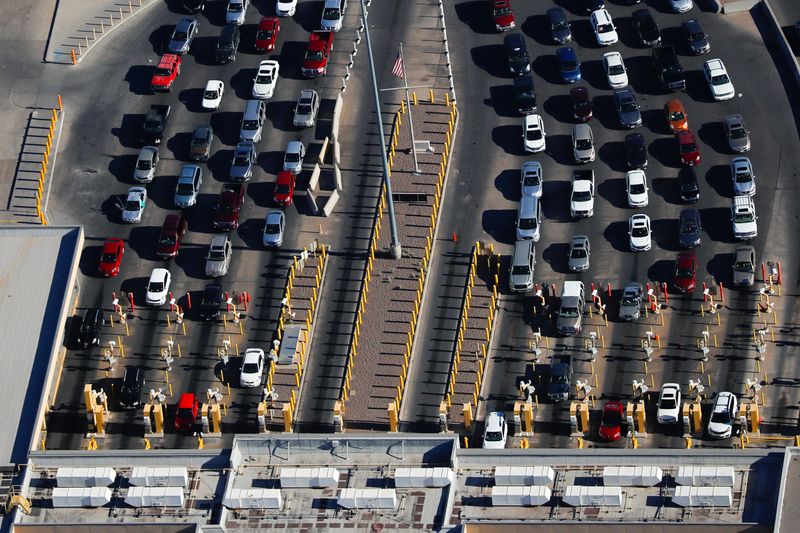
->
[708,392,737,439]
[657,383,681,424]
[483,412,507,449]
[591,9,618,46]
[603,51,628,89]
[704,59,735,101]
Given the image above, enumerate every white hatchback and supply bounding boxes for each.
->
[483,411,507,449]
[146,268,171,306]
[276,0,297,16]
[523,114,546,153]
[603,51,628,89]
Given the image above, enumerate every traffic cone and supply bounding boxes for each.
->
[452,232,457,242]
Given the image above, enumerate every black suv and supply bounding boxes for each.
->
[199,283,223,321]
[632,9,661,47]
[119,366,146,409]
[504,33,530,76]
[216,23,240,64]
[76,308,103,349]
[678,168,700,203]
[513,75,536,114]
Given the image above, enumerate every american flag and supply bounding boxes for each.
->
[391,50,404,79]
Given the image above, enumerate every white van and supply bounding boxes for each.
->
[320,0,347,32]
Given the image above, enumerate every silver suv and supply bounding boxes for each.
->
[205,234,232,277]
[732,245,756,286]
[293,89,320,128]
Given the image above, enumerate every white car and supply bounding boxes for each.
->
[657,383,681,424]
[628,214,651,252]
[523,114,546,153]
[146,268,171,306]
[283,141,306,173]
[121,186,147,223]
[731,157,756,197]
[626,170,649,207]
[708,392,737,439]
[670,0,693,13]
[133,146,158,183]
[252,60,280,99]
[603,51,628,89]
[572,123,595,163]
[591,9,618,46]
[704,59,735,101]
[520,161,542,198]
[483,411,507,449]
[225,0,248,25]
[240,348,265,387]
[202,80,224,110]
[276,0,296,16]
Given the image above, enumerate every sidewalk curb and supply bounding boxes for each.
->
[761,0,800,92]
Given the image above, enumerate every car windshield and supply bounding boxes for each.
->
[323,8,340,20]
[192,136,206,146]
[523,174,540,186]
[173,31,187,41]
[177,408,193,419]
[144,118,160,129]
[228,3,242,12]
[660,398,677,409]
[275,184,290,195]
[297,104,312,115]
[572,190,591,201]
[218,202,235,213]
[712,74,730,85]
[137,159,152,170]
[552,19,568,30]
[511,265,529,275]
[710,410,730,424]
[677,268,693,278]
[509,49,526,62]
[597,24,613,34]
[734,261,753,272]
[629,183,645,194]
[177,183,194,194]
[632,226,648,237]
[735,171,751,182]
[576,139,592,150]
[730,127,747,139]
[256,73,273,84]
[552,373,568,384]
[154,68,171,77]
[242,363,260,374]
[526,129,542,141]
[484,430,503,442]
[735,212,755,223]
[209,250,226,260]
[690,31,705,41]
[602,409,621,426]
[306,50,324,61]
[124,200,140,211]
[243,120,258,129]
[681,223,698,233]
[621,101,637,113]
[257,29,274,39]
[608,64,624,75]
[519,217,537,230]
[101,253,117,263]
[494,7,511,16]
[285,153,300,163]
[669,111,684,121]
[560,307,578,318]
[571,248,587,258]
[204,90,218,100]
[562,60,577,71]
[680,142,697,154]
[622,293,639,305]
[159,234,176,246]
[233,155,249,166]
[148,282,163,292]
[266,223,281,234]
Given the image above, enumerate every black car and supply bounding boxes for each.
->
[546,7,571,44]
[198,283,223,321]
[119,366,146,409]
[583,0,604,14]
[215,23,240,64]
[513,74,536,114]
[632,9,661,47]
[678,167,700,203]
[504,33,530,76]
[682,19,710,55]
[547,363,573,402]
[76,308,103,349]
[678,208,702,248]
[625,133,647,169]
[183,0,205,13]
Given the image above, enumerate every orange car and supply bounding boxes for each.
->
[665,99,688,132]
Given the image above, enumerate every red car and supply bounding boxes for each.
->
[98,238,124,277]
[212,183,246,231]
[273,171,296,206]
[570,86,592,122]
[676,130,701,167]
[255,16,280,52]
[491,0,515,32]
[599,401,624,441]
[156,214,187,259]
[302,31,333,77]
[674,251,697,293]
[175,393,198,431]
[150,54,181,92]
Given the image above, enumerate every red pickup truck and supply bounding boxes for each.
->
[151,54,181,92]
[302,31,333,78]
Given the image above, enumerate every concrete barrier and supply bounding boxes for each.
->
[761,0,800,91]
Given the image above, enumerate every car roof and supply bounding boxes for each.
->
[266,210,284,223]
[150,267,169,280]
[558,46,576,59]
[603,51,621,61]
[259,16,278,28]
[735,245,754,256]
[102,238,122,251]
[680,207,700,221]
[210,234,229,247]
[633,8,653,20]
[677,251,696,266]
[243,349,263,362]
[486,411,504,430]
[547,7,566,20]
[573,123,591,137]
[683,19,702,30]
[714,392,734,408]
[287,140,303,151]
[626,132,644,144]
[522,161,541,172]
[177,393,196,407]
[139,146,158,155]
[705,58,725,71]
[627,170,645,182]
[570,86,588,98]
[276,170,294,183]
[623,282,642,292]
[677,129,695,141]
[193,125,211,135]
[176,18,195,30]
[203,283,222,295]
[571,234,588,244]
[163,213,183,228]
[504,32,524,47]
[299,88,317,98]
[551,362,570,374]
[592,9,612,23]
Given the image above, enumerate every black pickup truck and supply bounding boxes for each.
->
[652,45,685,91]
[140,104,171,146]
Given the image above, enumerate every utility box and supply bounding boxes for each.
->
[278,325,302,365]
[563,486,623,507]
[675,466,735,487]
[56,467,116,487]
[394,467,454,488]
[673,486,732,507]
[491,485,551,506]
[279,467,340,488]
[125,486,185,507]
[603,466,662,486]
[52,487,112,508]
[224,488,282,509]
[494,466,555,486]
[129,466,189,487]
[337,488,397,509]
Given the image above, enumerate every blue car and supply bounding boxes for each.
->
[557,47,581,83]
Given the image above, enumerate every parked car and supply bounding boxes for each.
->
[156,214,187,258]
[603,51,628,89]
[567,235,590,272]
[198,283,223,321]
[189,125,213,162]
[731,157,756,197]
[240,348,265,387]
[522,114,546,153]
[626,170,649,207]
[614,89,642,128]
[707,392,737,439]
[665,99,689,132]
[273,171,296,206]
[320,0,347,31]
[520,161,542,198]
[134,146,159,183]
[657,383,681,424]
[255,16,280,52]
[678,167,700,203]
[483,411,507,448]
[632,9,660,47]
[119,366,145,409]
[146,268,171,306]
[212,183,246,231]
[676,130,700,166]
[276,0,297,16]
[230,142,257,182]
[557,46,581,83]
[263,210,286,247]
[283,141,306,173]
[504,33,530,75]
[516,195,541,242]
[491,0,515,32]
[674,251,697,293]
[98,238,124,277]
[724,114,751,153]
[570,86,592,121]
[205,234,232,277]
[628,214,651,252]
[618,282,643,321]
[625,133,647,169]
[121,186,147,223]
[599,401,624,441]
[168,18,198,54]
[732,246,756,287]
[683,19,710,55]
[175,393,198,431]
[546,363,572,402]
[252,59,279,99]
[174,164,203,208]
[704,58,735,101]
[293,89,320,128]
[590,8,618,46]
[546,7,571,44]
[202,80,224,110]
[678,207,702,248]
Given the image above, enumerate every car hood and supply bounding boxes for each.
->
[620,110,641,125]
[206,261,227,276]
[547,383,569,397]
[174,193,195,205]
[495,14,514,27]
[571,198,593,210]
[169,39,188,53]
[675,275,694,290]
[619,302,639,320]
[556,315,580,335]
[569,256,589,270]
[733,269,754,285]
[730,137,750,151]
[122,209,140,221]
[146,289,166,301]
[708,420,731,436]
[631,234,650,246]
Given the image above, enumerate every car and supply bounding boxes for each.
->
[504,33,530,76]
[119,367,145,409]
[198,283,223,321]
[202,80,224,110]
[321,0,347,31]
[583,0,604,13]
[557,46,581,83]
[724,114,751,153]
[674,251,697,292]
[98,238,124,277]
[704,59,735,101]
[572,123,595,163]
[618,282,643,321]
[520,161,542,198]
[140,105,170,146]
[657,383,681,424]
[483,411,507,448]
[626,170,649,207]
[516,195,541,242]
[547,7,571,44]
[522,114,546,153]
[652,45,686,91]
[226,0,248,25]
[76,308,104,349]
[665,99,689,132]
[302,31,334,77]
[590,9,618,46]
[134,146,159,183]
[683,19,710,54]
[240,99,265,143]
[150,54,181,92]
[175,393,198,431]
[731,157,756,197]
[230,142,257,182]
[547,363,572,402]
[283,141,306,173]
[625,133,647,169]
[570,86,592,121]
[255,16,280,52]
[599,401,624,441]
[174,164,202,208]
[240,348,265,388]
[678,207,702,248]
[168,17,198,54]
[293,89,320,128]
[708,392,737,439]
[628,214,651,252]
[670,0,693,14]
[156,214,187,259]
[678,167,700,203]
[212,183,246,231]
[614,89,641,129]
[146,268,171,306]
[603,51,628,89]
[252,59,279,99]
[732,245,756,287]
[632,9,660,47]
[189,125,213,162]
[276,0,297,16]
[274,171,296,206]
[570,170,595,218]
[514,75,536,114]
[731,196,758,239]
[183,0,205,14]
[215,23,240,64]
[676,130,700,166]
[263,210,286,247]
[121,187,147,223]
[567,235,590,272]
[205,234,232,277]
[491,0,515,32]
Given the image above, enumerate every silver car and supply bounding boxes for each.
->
[134,146,159,183]
[732,245,756,286]
[567,235,590,272]
[731,157,755,197]
[230,142,256,182]
[205,234,232,277]
[121,186,147,223]
[174,164,202,208]
[293,89,320,128]
[225,0,248,25]
[283,141,306,173]
[168,18,198,54]
[724,114,751,153]
[262,210,285,247]
[618,282,642,321]
[572,123,595,163]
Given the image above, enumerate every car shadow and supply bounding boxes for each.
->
[210,112,241,146]
[704,164,730,198]
[641,109,669,135]
[265,100,296,131]
[237,217,265,249]
[626,55,662,96]
[454,1,497,35]
[276,41,309,80]
[544,134,573,165]
[598,140,628,172]
[541,180,572,222]
[494,168,520,202]
[119,277,150,314]
[651,217,681,251]
[542,94,574,125]
[651,176,683,205]
[148,25,172,56]
[178,87,206,113]
[247,181,276,209]
[597,177,627,209]
[148,174,179,210]
[471,44,512,79]
[189,36,219,66]
[581,59,607,90]
[552,0,588,16]
[615,16,640,49]
[166,131,193,162]
[603,220,632,252]
[531,54,562,85]
[208,149,232,182]
[78,244,104,278]
[698,121,729,156]
[124,66,153,96]
[707,252,735,286]
[646,259,674,284]
[175,242,211,279]
[648,137,677,168]
[570,19,598,49]
[482,209,518,245]
[112,113,144,149]
[661,26,689,54]
[491,124,524,155]
[237,23,259,55]
[487,85,519,118]
[127,225,163,262]
[699,207,735,244]
[684,69,713,103]
[542,242,572,274]
[108,154,137,184]
[230,67,258,100]
[258,150,286,175]
[592,94,617,130]
[522,14,554,46]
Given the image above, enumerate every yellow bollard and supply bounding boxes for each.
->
[445,92,450,106]
[429,89,434,103]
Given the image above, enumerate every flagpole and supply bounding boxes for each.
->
[399,42,420,174]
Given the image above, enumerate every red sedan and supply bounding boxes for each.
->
[491,0,515,32]
[570,86,592,122]
[98,238,124,277]
[599,401,624,441]
[273,171,296,206]
[676,130,701,167]
[255,16,280,53]
[674,250,697,293]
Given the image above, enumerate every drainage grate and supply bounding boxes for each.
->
[392,193,428,203]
